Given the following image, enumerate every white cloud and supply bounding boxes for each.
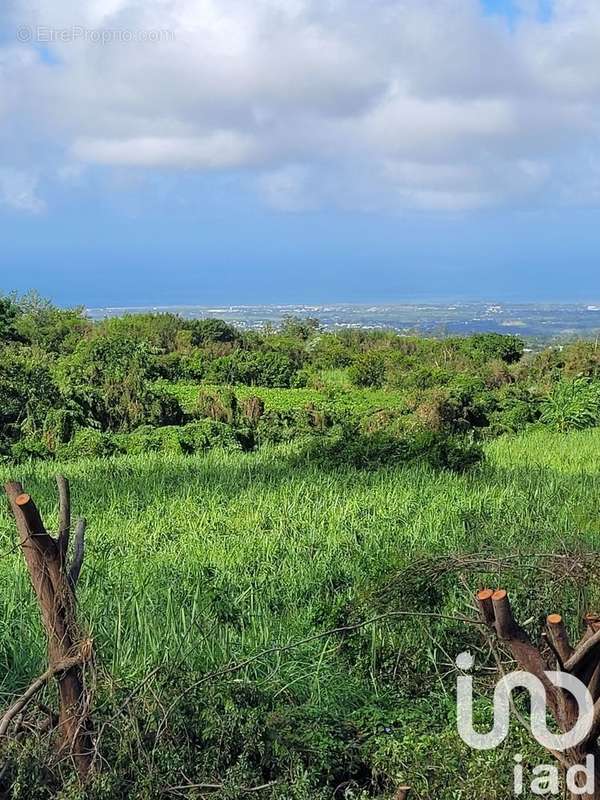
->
[258,165,317,211]
[0,167,46,213]
[72,132,260,169]
[2,0,600,211]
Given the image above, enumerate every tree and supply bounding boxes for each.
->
[58,334,182,432]
[189,318,238,346]
[349,351,386,388]
[14,291,90,354]
[0,294,21,343]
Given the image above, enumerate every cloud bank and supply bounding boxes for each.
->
[2,0,600,212]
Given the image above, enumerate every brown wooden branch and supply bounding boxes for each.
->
[546,614,573,664]
[491,589,519,639]
[474,588,600,800]
[57,475,71,568]
[68,518,86,591]
[8,486,57,558]
[475,588,494,625]
[4,481,93,779]
[565,629,600,678]
[0,656,84,739]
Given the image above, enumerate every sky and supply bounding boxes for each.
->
[1,0,600,306]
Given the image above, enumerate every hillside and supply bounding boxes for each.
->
[1,428,599,798]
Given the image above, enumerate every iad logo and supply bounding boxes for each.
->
[456,652,596,796]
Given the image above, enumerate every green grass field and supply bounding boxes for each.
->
[1,428,599,798]
[162,380,410,415]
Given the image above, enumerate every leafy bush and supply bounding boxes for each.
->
[115,425,187,456]
[486,386,542,435]
[300,422,483,472]
[349,351,386,388]
[190,317,239,345]
[257,410,313,444]
[454,333,524,365]
[179,420,242,452]
[9,434,52,463]
[540,379,600,431]
[58,335,183,432]
[206,350,298,388]
[196,388,238,424]
[56,428,118,460]
[0,294,22,343]
[0,346,63,453]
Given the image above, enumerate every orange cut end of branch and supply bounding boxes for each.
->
[547,614,563,625]
[15,493,31,507]
[492,589,507,601]
[476,589,494,601]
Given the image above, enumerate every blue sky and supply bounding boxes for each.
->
[1,0,599,306]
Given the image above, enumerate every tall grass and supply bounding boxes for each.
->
[2,428,599,690]
[1,428,599,797]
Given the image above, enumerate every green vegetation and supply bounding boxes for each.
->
[1,291,600,798]
[1,429,599,797]
[2,292,599,470]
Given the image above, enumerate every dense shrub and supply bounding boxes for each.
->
[0,347,63,453]
[190,318,239,345]
[9,434,52,462]
[58,335,183,432]
[196,388,238,424]
[301,423,483,472]
[13,292,90,354]
[0,295,21,342]
[486,386,542,435]
[2,291,599,468]
[98,312,186,353]
[179,420,242,452]
[540,379,600,431]
[114,425,187,456]
[454,333,524,365]
[53,421,243,460]
[56,428,118,460]
[349,351,386,388]
[257,410,312,444]
[210,350,298,387]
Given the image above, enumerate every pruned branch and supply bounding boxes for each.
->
[565,628,600,677]
[546,613,573,666]
[474,587,600,799]
[57,475,71,568]
[6,484,57,558]
[68,518,86,591]
[3,480,93,779]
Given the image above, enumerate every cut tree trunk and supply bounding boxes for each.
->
[4,479,92,778]
[476,589,600,800]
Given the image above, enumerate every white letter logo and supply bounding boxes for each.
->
[456,652,594,752]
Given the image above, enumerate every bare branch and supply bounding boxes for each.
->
[476,588,495,626]
[546,614,573,665]
[57,475,71,568]
[565,628,600,677]
[68,518,86,591]
[0,656,83,738]
[5,482,57,557]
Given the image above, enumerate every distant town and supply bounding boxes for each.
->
[86,302,600,341]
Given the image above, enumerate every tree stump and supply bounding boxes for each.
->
[3,478,92,778]
[476,588,600,800]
